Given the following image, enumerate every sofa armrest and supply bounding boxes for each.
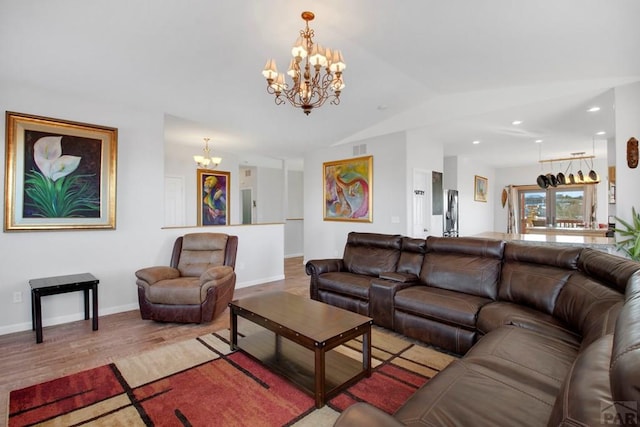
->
[305,258,344,276]
[135,266,180,285]
[379,271,419,283]
[334,402,404,427]
[306,258,344,301]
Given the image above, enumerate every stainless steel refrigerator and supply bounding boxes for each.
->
[443,190,459,237]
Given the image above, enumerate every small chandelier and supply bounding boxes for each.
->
[193,138,221,169]
[261,11,346,116]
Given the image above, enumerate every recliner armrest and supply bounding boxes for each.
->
[334,402,404,427]
[200,265,234,283]
[135,266,180,285]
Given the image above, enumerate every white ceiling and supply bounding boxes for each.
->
[2,1,639,168]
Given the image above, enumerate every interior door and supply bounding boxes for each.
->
[412,169,431,238]
[241,188,253,224]
[164,176,185,227]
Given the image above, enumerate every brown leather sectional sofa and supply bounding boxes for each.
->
[306,232,640,426]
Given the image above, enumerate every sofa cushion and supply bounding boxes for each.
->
[394,310,477,354]
[498,244,580,314]
[553,270,624,348]
[466,326,579,396]
[395,286,491,328]
[317,290,370,316]
[342,232,402,276]
[419,237,504,299]
[578,247,640,294]
[393,358,555,427]
[397,237,426,276]
[316,272,372,299]
[611,276,640,407]
[548,334,615,427]
[477,301,580,346]
[146,277,202,304]
[177,233,229,277]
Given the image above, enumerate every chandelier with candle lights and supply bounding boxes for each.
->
[261,11,346,116]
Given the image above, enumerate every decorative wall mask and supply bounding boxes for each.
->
[627,137,638,169]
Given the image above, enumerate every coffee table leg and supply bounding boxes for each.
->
[34,292,43,344]
[275,334,282,361]
[84,289,90,320]
[230,308,238,351]
[314,346,326,408]
[92,284,99,331]
[363,325,372,377]
[31,291,36,331]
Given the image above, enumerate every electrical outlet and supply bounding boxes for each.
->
[12,291,23,303]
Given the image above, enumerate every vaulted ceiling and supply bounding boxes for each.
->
[2,1,639,167]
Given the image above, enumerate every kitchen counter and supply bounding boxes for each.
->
[474,231,617,253]
[526,226,609,237]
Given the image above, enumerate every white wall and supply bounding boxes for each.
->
[448,156,494,236]
[614,81,640,234]
[285,169,304,257]
[303,132,408,262]
[256,166,284,223]
[0,83,284,335]
[493,159,610,233]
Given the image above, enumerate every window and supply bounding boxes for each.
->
[519,185,586,228]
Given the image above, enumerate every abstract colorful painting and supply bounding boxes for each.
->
[197,170,230,226]
[323,155,372,222]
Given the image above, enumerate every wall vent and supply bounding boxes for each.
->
[353,144,367,156]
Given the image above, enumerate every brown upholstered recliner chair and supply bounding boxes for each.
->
[135,232,238,323]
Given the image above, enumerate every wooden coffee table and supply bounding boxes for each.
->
[229,291,372,408]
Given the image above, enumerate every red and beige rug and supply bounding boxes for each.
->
[8,327,455,426]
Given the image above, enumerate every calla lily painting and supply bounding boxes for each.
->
[24,135,100,218]
[5,112,117,231]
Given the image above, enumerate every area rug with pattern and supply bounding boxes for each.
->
[7,326,456,427]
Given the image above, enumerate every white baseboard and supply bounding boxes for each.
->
[236,275,285,289]
[0,302,139,336]
[284,253,304,259]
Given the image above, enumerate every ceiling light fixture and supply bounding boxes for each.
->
[193,138,222,169]
[587,106,601,112]
[596,131,606,135]
[472,140,480,145]
[512,120,523,125]
[261,11,346,116]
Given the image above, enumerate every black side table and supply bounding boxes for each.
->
[29,273,99,344]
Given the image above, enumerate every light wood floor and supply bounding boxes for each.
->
[0,257,309,424]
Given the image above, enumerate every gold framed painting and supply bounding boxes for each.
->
[323,155,373,222]
[474,175,488,202]
[197,169,230,226]
[4,112,118,231]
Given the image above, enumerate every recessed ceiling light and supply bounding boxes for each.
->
[587,106,601,112]
[512,120,523,125]
[472,140,480,145]
[596,131,606,135]
[535,139,543,143]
